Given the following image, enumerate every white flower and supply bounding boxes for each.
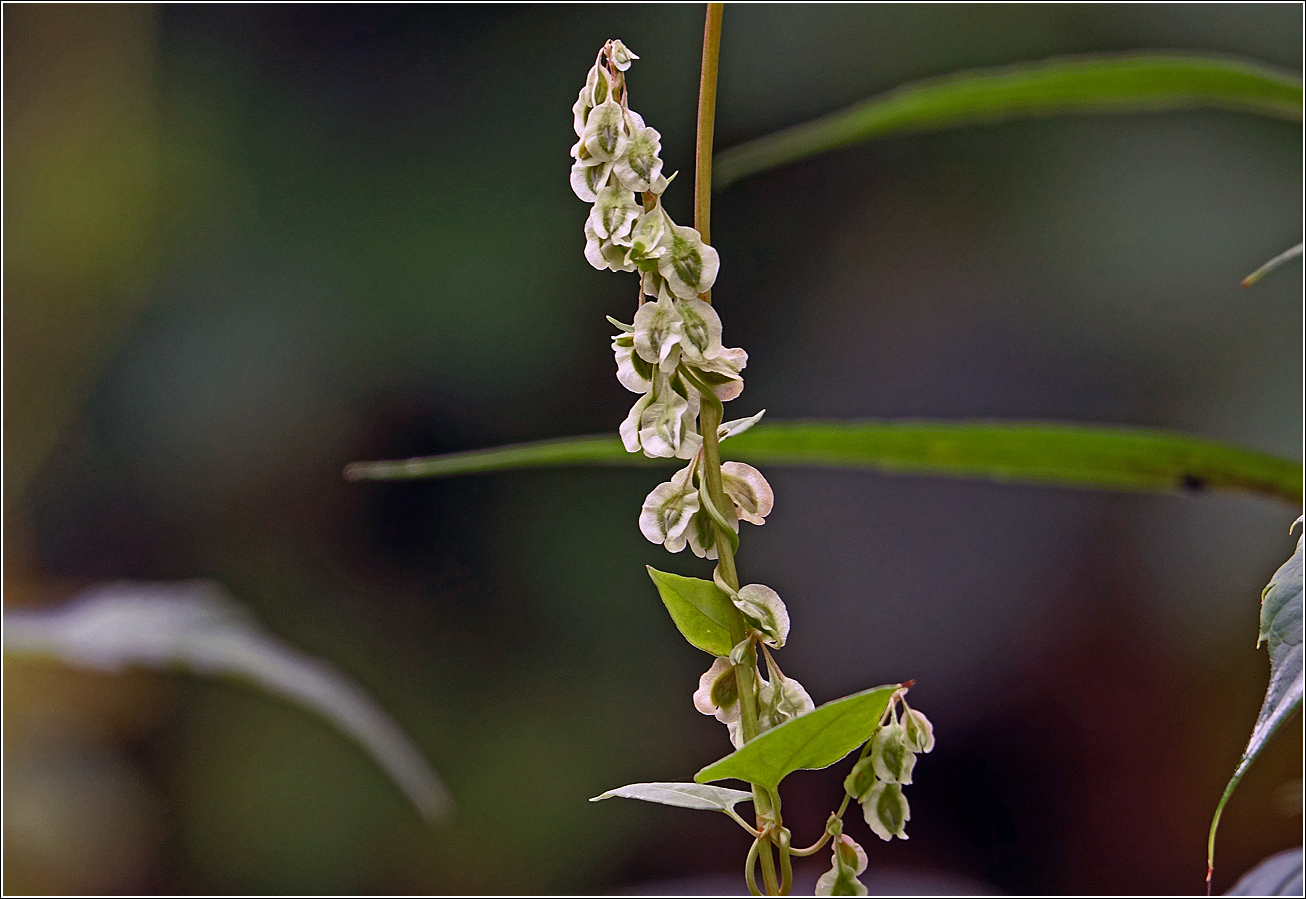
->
[863,781,910,841]
[583,98,628,162]
[693,657,744,748]
[638,376,701,460]
[619,390,653,453]
[622,370,701,460]
[673,297,723,365]
[606,39,637,71]
[639,464,699,551]
[612,333,653,394]
[686,503,736,560]
[588,184,641,243]
[721,462,773,526]
[870,721,916,785]
[733,583,789,648]
[622,207,669,266]
[585,220,636,273]
[570,157,613,203]
[815,834,868,896]
[718,409,765,441]
[614,123,664,193]
[758,670,813,728]
[903,708,935,753]
[633,291,685,373]
[659,223,719,299]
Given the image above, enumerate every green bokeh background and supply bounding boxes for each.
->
[4,4,1301,894]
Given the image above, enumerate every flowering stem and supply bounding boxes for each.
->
[693,5,784,894]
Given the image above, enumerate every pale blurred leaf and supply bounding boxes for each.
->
[3,580,451,823]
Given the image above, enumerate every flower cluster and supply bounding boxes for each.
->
[692,645,813,749]
[843,700,935,842]
[571,41,720,302]
[609,293,748,463]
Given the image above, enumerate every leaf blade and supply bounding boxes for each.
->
[1208,535,1304,883]
[3,580,452,824]
[646,567,738,656]
[590,782,754,812]
[695,685,899,792]
[714,53,1303,189]
[344,420,1302,507]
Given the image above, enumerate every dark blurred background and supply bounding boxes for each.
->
[4,3,1301,894]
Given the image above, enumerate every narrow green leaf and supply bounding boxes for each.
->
[2,580,451,823]
[646,567,738,656]
[714,53,1303,190]
[590,781,753,812]
[344,421,1302,507]
[1208,533,1304,884]
[695,685,898,793]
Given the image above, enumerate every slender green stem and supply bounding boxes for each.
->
[777,829,794,895]
[745,835,763,897]
[693,7,783,893]
[695,3,724,254]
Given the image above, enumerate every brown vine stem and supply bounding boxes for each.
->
[693,4,784,895]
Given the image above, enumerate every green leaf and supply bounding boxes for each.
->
[2,580,451,823]
[589,781,753,812]
[714,53,1303,189]
[646,567,738,656]
[695,685,899,793]
[345,420,1302,507]
[1208,533,1304,883]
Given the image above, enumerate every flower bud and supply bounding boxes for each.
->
[862,781,910,841]
[870,722,916,785]
[639,465,699,550]
[815,834,868,896]
[585,61,614,107]
[612,332,653,394]
[623,209,670,267]
[758,671,814,730]
[583,99,628,162]
[633,292,684,372]
[659,223,719,299]
[903,708,935,753]
[732,583,789,648]
[570,158,613,203]
[615,124,664,193]
[588,184,640,243]
[843,756,876,802]
[606,39,637,71]
[721,462,774,526]
[693,657,742,746]
[673,297,724,365]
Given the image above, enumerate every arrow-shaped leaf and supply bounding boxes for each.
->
[1208,532,1304,884]
[646,567,738,657]
[695,685,899,793]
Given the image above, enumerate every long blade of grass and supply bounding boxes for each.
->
[344,420,1302,506]
[714,53,1303,190]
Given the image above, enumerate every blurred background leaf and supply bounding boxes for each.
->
[714,53,1302,190]
[4,580,450,823]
